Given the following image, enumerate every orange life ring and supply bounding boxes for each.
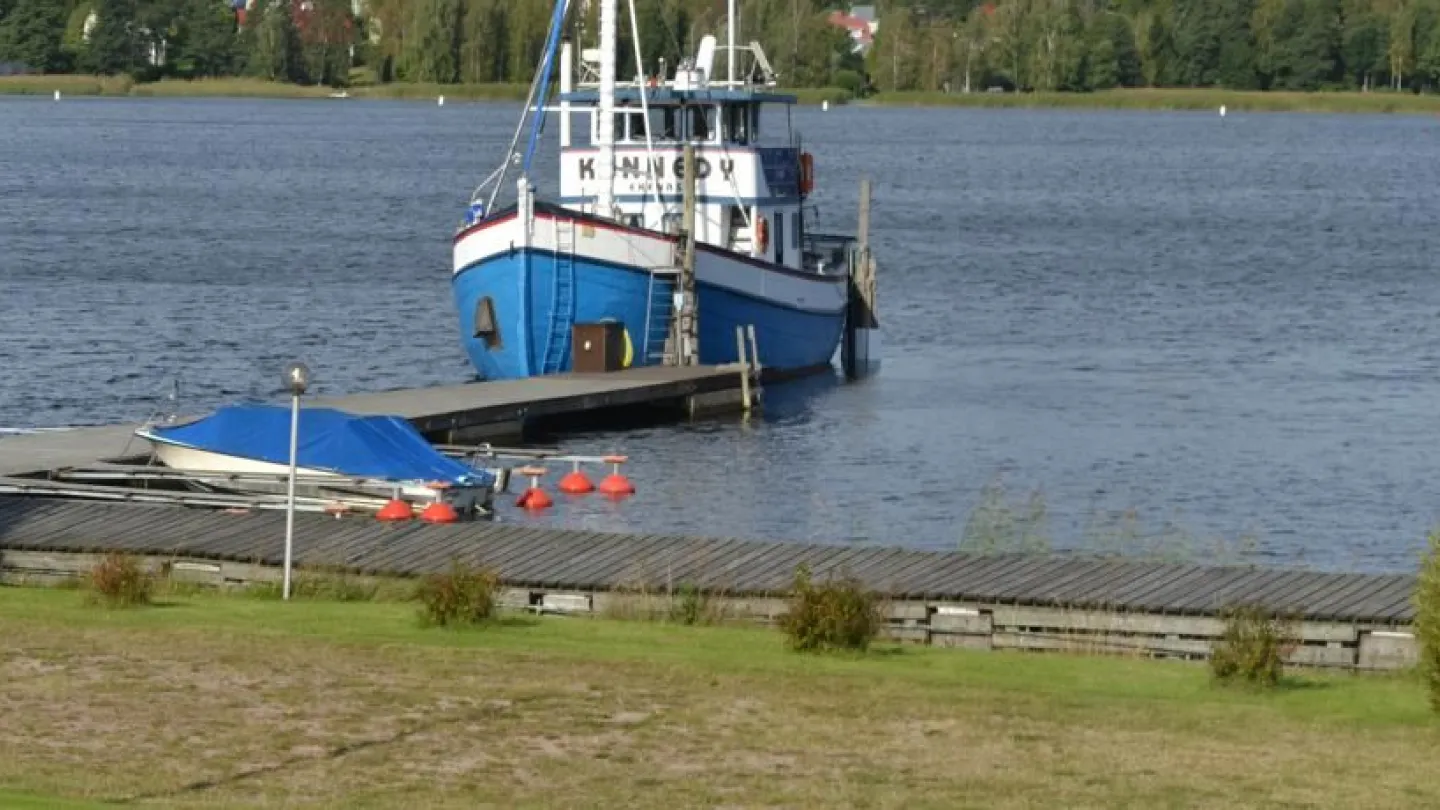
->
[755,216,768,253]
[798,152,815,195]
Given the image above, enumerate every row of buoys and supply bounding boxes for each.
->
[371,455,636,520]
[517,455,634,510]
[377,480,460,523]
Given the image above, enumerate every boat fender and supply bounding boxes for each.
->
[756,216,769,254]
[799,152,815,195]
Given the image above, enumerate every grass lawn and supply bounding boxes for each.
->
[0,790,113,809]
[1,584,1437,809]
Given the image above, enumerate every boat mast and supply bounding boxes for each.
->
[727,0,736,85]
[597,0,617,218]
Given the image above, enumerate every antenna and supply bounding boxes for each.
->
[727,0,736,85]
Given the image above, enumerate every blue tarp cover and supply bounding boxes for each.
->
[147,404,492,487]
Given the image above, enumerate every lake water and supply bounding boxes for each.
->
[2,97,1438,572]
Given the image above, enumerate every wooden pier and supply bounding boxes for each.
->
[0,364,759,477]
[0,497,1419,672]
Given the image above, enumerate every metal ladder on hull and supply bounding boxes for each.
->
[642,268,677,366]
[541,218,577,375]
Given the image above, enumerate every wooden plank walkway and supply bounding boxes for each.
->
[0,497,1416,624]
[321,365,747,438]
[0,365,749,477]
[0,425,148,478]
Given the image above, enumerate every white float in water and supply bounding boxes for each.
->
[53,90,60,101]
[822,100,829,111]
[438,95,445,107]
[1219,104,1227,118]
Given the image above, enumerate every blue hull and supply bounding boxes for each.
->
[453,247,844,380]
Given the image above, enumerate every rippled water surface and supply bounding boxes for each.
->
[3,97,1439,571]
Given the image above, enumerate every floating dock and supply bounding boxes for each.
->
[0,497,1418,672]
[0,364,758,477]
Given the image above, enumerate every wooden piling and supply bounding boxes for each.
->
[843,177,879,380]
[735,326,751,412]
[676,141,700,366]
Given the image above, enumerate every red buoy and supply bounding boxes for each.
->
[597,454,635,498]
[420,500,459,523]
[376,498,413,521]
[558,460,594,494]
[517,487,554,509]
[515,466,553,510]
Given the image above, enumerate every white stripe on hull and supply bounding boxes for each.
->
[454,213,847,315]
[146,442,451,502]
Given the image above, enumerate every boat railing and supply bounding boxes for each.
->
[805,231,855,274]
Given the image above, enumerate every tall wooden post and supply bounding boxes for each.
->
[676,140,700,366]
[843,177,878,380]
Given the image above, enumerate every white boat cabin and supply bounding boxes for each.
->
[556,85,814,272]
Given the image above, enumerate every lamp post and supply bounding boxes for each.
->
[281,361,311,601]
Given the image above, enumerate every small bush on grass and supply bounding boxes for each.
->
[1414,528,1440,712]
[666,582,731,626]
[85,552,154,608]
[1210,603,1296,688]
[781,564,882,653]
[670,582,707,626]
[415,560,500,628]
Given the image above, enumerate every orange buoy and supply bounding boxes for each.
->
[420,500,459,523]
[558,460,595,494]
[515,465,554,510]
[376,498,413,521]
[597,454,635,498]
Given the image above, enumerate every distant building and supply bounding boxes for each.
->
[828,5,880,55]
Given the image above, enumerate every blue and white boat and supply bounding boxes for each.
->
[451,0,857,380]
[135,405,496,517]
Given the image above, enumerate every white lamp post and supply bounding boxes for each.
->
[281,361,311,601]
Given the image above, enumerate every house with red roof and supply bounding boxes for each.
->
[828,5,879,55]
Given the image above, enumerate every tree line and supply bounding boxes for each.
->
[1,0,1438,93]
[876,0,1440,93]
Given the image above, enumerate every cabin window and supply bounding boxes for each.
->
[474,296,501,349]
[662,212,683,235]
[613,106,648,142]
[791,212,800,250]
[622,213,643,228]
[724,104,751,145]
[727,206,747,249]
[686,106,716,141]
[774,213,785,265]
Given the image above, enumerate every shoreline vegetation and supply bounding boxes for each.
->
[3,583,1439,807]
[5,74,1440,115]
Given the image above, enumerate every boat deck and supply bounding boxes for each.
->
[0,365,754,477]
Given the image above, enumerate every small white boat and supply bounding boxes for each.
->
[135,404,496,518]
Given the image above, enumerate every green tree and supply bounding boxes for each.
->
[458,0,502,83]
[84,0,147,75]
[299,0,351,86]
[0,0,68,71]
[171,0,238,78]
[1341,0,1387,89]
[248,0,304,82]
[1089,10,1142,88]
[1135,6,1178,86]
[399,0,459,83]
